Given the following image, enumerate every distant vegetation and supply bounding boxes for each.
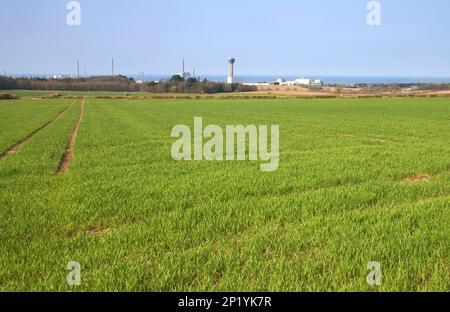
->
[0,75,256,94]
[0,93,18,100]
[140,75,256,93]
[0,76,139,92]
[333,83,450,94]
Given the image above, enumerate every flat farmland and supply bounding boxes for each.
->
[0,97,449,291]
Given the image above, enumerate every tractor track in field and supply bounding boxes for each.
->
[0,102,73,161]
[56,100,84,174]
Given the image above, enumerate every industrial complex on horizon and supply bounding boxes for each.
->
[173,57,323,86]
[2,56,323,86]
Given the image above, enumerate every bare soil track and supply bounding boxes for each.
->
[56,100,84,173]
[0,102,73,160]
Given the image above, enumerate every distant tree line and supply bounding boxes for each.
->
[140,75,256,93]
[414,83,450,91]
[356,83,450,91]
[0,75,139,92]
[0,75,257,94]
[327,83,450,94]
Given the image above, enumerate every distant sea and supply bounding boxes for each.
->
[10,74,450,85]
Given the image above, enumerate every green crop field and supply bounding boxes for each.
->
[0,97,449,292]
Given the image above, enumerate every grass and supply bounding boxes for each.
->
[0,99,69,151]
[0,97,449,291]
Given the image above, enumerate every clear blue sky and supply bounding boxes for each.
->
[1,0,450,77]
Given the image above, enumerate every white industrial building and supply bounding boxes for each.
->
[52,75,73,79]
[175,72,192,79]
[277,76,323,86]
[296,77,312,85]
[173,57,193,80]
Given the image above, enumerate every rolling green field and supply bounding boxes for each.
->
[0,97,449,291]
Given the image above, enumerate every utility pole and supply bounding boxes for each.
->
[77,59,80,78]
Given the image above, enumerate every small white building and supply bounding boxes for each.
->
[227,77,244,84]
[174,72,192,79]
[281,76,323,86]
[243,82,270,86]
[295,77,311,85]
[52,75,73,79]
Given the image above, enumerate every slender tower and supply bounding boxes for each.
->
[112,59,115,76]
[182,57,185,78]
[76,59,80,78]
[227,58,235,84]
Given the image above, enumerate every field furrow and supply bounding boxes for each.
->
[57,100,84,173]
[0,100,70,151]
[0,102,73,160]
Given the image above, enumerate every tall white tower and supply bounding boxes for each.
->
[227,58,235,84]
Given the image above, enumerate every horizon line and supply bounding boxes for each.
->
[3,73,450,79]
